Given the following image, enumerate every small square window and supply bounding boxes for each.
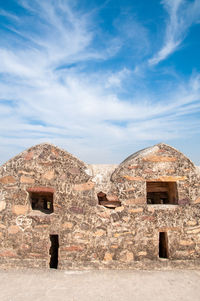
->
[146,182,178,205]
[29,191,54,214]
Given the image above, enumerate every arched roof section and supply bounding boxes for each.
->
[111,143,195,180]
[0,143,90,179]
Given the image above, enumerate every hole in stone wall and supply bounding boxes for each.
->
[29,191,54,214]
[159,232,169,259]
[49,235,59,269]
[97,191,121,209]
[146,182,178,204]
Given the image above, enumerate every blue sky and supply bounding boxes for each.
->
[0,0,200,165]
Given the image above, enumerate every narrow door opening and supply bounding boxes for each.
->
[49,235,59,269]
[159,232,169,258]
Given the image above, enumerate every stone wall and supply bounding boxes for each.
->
[0,143,200,270]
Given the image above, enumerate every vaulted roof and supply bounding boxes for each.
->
[0,143,88,170]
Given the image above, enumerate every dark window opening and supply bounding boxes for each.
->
[29,191,54,214]
[49,235,59,269]
[159,232,169,259]
[97,191,121,209]
[147,182,178,204]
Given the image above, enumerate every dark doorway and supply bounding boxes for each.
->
[159,232,169,258]
[49,235,59,269]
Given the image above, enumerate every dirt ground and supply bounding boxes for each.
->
[0,269,200,301]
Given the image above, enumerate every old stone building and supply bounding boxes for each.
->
[0,142,200,270]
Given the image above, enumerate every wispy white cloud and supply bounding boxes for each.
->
[149,0,200,65]
[0,0,200,164]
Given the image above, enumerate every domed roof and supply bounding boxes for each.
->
[0,143,87,170]
[111,143,195,180]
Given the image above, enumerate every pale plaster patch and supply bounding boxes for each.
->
[16,215,32,232]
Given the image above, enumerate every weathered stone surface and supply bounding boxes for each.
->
[120,251,134,262]
[24,152,34,161]
[69,207,84,214]
[8,225,19,234]
[42,170,54,180]
[143,155,177,162]
[115,206,124,212]
[12,205,28,215]
[0,250,17,257]
[125,252,134,261]
[178,198,190,205]
[62,222,73,229]
[158,227,180,232]
[0,201,6,212]
[0,142,199,270]
[107,194,119,202]
[35,224,49,229]
[180,240,194,246]
[128,208,143,213]
[147,207,155,213]
[68,167,80,175]
[114,232,132,237]
[104,252,113,261]
[148,176,186,182]
[20,176,35,184]
[62,245,84,252]
[138,251,147,256]
[27,186,55,193]
[73,181,94,191]
[123,176,143,181]
[0,176,16,184]
[187,220,197,226]
[194,197,200,204]
[126,198,145,205]
[94,230,106,237]
[186,227,200,234]
[127,165,139,169]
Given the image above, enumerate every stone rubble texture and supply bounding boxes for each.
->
[0,142,200,270]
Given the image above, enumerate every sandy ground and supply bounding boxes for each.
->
[0,269,200,301]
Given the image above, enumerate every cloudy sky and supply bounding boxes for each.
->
[0,0,200,165]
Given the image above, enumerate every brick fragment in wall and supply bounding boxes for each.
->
[24,152,34,161]
[61,245,84,252]
[143,155,177,162]
[125,198,146,205]
[128,208,143,213]
[194,197,200,204]
[20,176,35,184]
[8,225,19,234]
[0,201,6,212]
[42,170,55,180]
[0,176,16,184]
[12,205,28,215]
[73,182,94,191]
[27,186,55,193]
[123,176,144,181]
[148,176,187,181]
[179,240,194,246]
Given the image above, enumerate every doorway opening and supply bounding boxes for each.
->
[49,235,59,269]
[159,232,169,259]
